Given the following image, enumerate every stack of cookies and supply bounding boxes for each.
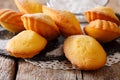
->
[0,0,120,70]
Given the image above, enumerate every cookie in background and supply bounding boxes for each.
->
[14,0,43,13]
[21,13,60,40]
[0,9,24,33]
[84,20,120,43]
[43,6,83,37]
[84,6,120,26]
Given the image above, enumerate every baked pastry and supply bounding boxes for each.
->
[14,0,42,13]
[84,20,120,43]
[0,9,24,33]
[43,6,83,37]
[6,30,47,58]
[63,35,107,70]
[84,6,120,25]
[21,13,60,40]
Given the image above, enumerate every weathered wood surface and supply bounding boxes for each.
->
[16,60,80,80]
[16,60,120,80]
[0,55,16,80]
[82,62,120,80]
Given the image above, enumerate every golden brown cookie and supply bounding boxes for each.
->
[43,6,83,37]
[6,30,47,58]
[84,20,120,43]
[14,0,42,13]
[21,13,60,40]
[84,6,120,25]
[0,9,24,33]
[63,35,107,70]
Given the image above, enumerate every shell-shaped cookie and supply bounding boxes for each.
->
[6,30,47,58]
[14,0,42,13]
[43,6,83,37]
[64,35,107,70]
[84,20,120,43]
[0,9,24,33]
[84,6,120,26]
[21,13,60,40]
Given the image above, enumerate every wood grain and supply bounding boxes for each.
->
[82,62,120,80]
[16,60,80,80]
[16,60,120,80]
[0,55,16,80]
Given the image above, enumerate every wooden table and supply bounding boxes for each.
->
[0,0,120,80]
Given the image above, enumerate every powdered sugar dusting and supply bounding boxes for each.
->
[47,0,108,14]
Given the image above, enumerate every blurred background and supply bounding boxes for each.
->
[0,0,46,10]
[0,0,18,10]
[0,0,120,13]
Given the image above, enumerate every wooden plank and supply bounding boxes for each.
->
[82,62,120,80]
[0,55,16,80]
[16,60,80,80]
[76,70,83,80]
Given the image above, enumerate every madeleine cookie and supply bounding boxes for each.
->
[84,6,120,25]
[43,6,82,37]
[64,35,107,70]
[14,0,42,13]
[84,20,120,43]
[21,13,60,40]
[6,30,47,58]
[0,9,24,33]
